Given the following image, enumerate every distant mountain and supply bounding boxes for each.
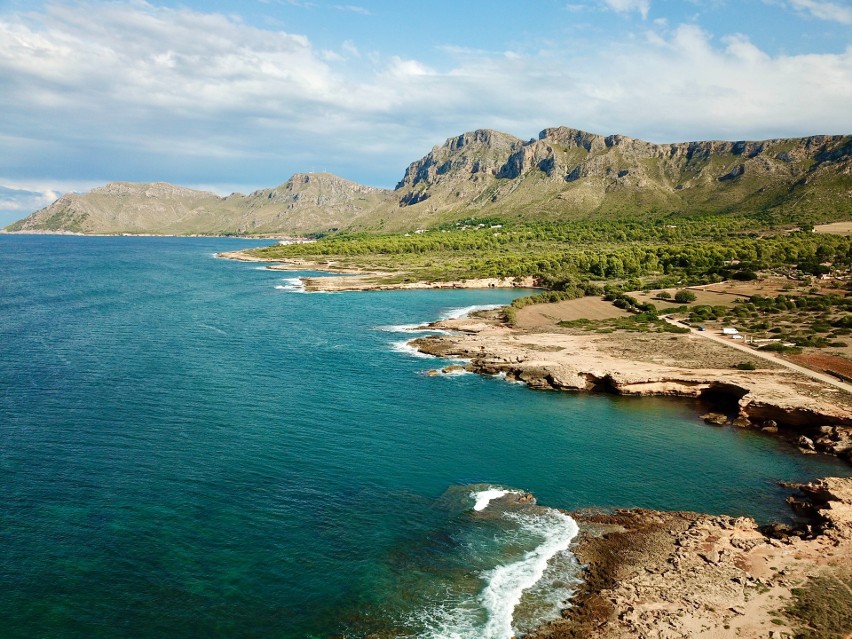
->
[6,128,851,235]
[5,174,393,235]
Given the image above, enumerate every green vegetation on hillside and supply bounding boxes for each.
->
[252,217,852,289]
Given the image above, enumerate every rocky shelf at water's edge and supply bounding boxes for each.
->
[531,477,852,639]
[414,315,852,462]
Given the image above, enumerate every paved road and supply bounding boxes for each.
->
[662,316,852,395]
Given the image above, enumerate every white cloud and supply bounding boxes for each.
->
[342,39,361,57]
[602,0,651,19]
[334,4,370,15]
[788,0,852,24]
[0,1,850,198]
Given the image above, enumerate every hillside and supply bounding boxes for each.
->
[391,128,852,227]
[6,128,852,235]
[5,174,393,235]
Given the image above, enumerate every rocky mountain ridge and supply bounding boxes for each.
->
[6,127,851,235]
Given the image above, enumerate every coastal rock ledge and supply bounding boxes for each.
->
[528,477,852,639]
[412,317,852,461]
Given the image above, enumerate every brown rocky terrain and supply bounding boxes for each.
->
[530,477,852,639]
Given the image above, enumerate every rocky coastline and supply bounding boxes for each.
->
[531,477,852,639]
[217,250,537,291]
[412,311,852,635]
[414,314,852,462]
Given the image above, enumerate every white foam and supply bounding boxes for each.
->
[492,371,527,386]
[472,489,515,512]
[440,304,504,321]
[411,600,480,639]
[480,511,579,638]
[390,340,436,359]
[274,277,306,293]
[441,367,471,377]
[377,324,450,335]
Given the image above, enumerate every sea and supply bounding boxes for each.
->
[1,235,849,639]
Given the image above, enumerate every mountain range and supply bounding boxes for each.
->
[6,127,851,235]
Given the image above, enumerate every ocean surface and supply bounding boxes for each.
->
[1,235,850,639]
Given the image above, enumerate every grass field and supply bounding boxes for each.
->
[814,221,852,235]
[514,297,633,328]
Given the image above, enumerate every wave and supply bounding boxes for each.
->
[480,510,579,638]
[439,304,504,321]
[402,486,580,639]
[199,323,227,335]
[274,277,306,293]
[390,340,436,359]
[491,371,527,386]
[471,488,520,512]
[377,323,450,335]
[420,366,472,378]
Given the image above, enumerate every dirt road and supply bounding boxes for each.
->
[663,316,852,395]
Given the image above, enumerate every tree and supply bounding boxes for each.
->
[674,290,697,303]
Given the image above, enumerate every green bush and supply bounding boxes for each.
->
[734,362,757,370]
[674,290,697,303]
[759,342,802,354]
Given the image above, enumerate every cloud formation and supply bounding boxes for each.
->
[788,0,852,24]
[602,0,651,19]
[1,0,850,220]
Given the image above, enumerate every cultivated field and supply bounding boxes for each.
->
[814,221,852,235]
[514,296,632,329]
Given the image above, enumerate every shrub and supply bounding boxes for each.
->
[656,291,672,300]
[759,343,802,354]
[734,362,757,370]
[674,290,697,303]
[732,269,758,281]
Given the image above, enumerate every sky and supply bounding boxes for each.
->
[1,0,851,225]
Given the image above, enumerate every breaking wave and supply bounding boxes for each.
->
[378,486,581,639]
[439,304,504,321]
[274,277,306,293]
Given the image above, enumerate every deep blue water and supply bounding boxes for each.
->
[1,235,849,638]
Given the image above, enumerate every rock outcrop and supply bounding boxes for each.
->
[529,477,852,639]
[412,317,852,461]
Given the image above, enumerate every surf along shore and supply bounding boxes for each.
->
[222,249,852,637]
[412,308,852,637]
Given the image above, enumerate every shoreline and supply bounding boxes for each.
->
[409,311,852,638]
[414,313,852,461]
[217,249,538,291]
[0,230,305,240]
[223,250,852,635]
[537,477,852,639]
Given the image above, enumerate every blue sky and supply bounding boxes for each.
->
[1,0,851,225]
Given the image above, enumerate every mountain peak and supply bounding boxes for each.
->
[6,127,851,235]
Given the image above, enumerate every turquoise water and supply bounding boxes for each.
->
[1,235,849,638]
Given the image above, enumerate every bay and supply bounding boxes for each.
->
[1,235,848,638]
